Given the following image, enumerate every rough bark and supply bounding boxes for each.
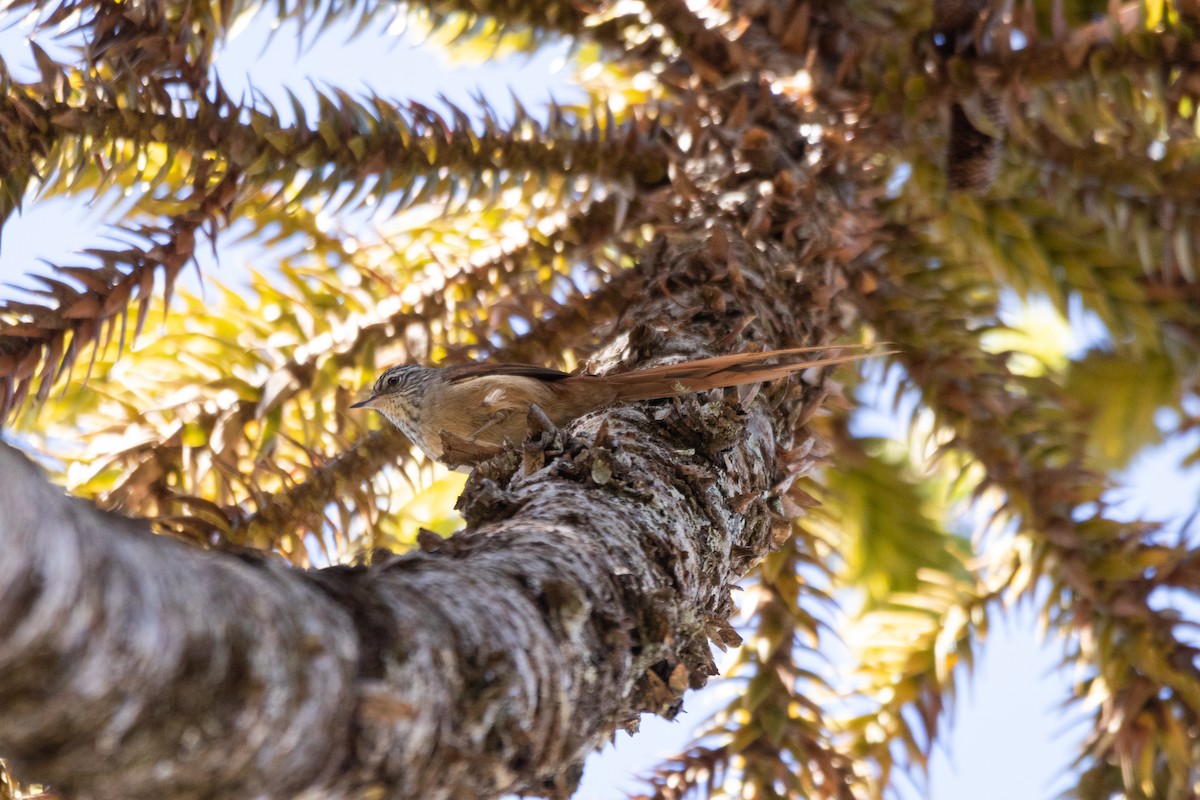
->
[0,369,793,797]
[0,45,862,796]
[0,224,847,798]
[0,446,360,798]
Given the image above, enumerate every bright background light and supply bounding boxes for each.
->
[1,14,1197,798]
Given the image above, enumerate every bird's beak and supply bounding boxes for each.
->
[350,396,378,410]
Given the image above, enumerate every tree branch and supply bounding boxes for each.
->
[0,169,240,421]
[45,194,645,549]
[0,442,360,798]
[1,47,862,797]
[231,257,647,547]
[0,338,790,797]
[399,0,642,51]
[849,265,1200,786]
[8,83,668,217]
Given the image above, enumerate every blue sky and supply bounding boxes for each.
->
[2,11,1198,799]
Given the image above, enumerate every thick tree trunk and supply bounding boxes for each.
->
[0,93,856,798]
[0,293,826,796]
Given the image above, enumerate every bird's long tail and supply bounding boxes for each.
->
[604,344,891,402]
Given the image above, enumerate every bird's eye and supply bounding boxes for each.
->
[386,374,400,388]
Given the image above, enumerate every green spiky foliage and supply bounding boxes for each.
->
[3,0,1200,797]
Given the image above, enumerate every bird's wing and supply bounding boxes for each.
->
[442,363,573,383]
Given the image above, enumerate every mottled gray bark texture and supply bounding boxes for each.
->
[0,94,852,798]
[0,282,830,798]
[0,445,360,798]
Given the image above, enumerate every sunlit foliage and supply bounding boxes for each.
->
[3,0,1200,798]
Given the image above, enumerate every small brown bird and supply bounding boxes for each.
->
[352,345,884,464]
